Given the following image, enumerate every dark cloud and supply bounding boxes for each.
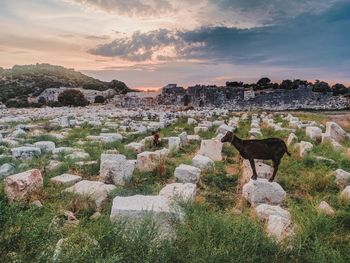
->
[88,2,350,70]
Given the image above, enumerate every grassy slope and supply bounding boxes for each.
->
[0,113,350,262]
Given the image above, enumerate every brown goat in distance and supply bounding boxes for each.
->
[221,131,291,182]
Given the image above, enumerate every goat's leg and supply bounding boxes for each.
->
[249,159,258,180]
[269,159,280,182]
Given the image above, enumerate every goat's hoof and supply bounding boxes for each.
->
[251,176,257,180]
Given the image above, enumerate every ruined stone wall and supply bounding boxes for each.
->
[156,85,350,110]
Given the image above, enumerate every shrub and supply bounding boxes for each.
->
[58,89,89,107]
[94,95,105,104]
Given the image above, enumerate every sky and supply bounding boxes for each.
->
[1,0,350,90]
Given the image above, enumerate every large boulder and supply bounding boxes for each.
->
[305,127,322,142]
[194,126,208,134]
[242,179,286,206]
[50,173,82,186]
[198,139,223,161]
[334,169,350,189]
[136,148,169,172]
[174,164,201,184]
[4,169,43,202]
[159,183,197,201]
[100,154,135,185]
[33,141,56,153]
[192,154,215,171]
[11,146,41,160]
[64,180,116,209]
[323,122,349,143]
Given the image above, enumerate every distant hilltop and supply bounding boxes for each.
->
[0,63,132,107]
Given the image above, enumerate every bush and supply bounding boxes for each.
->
[58,89,89,107]
[94,95,105,104]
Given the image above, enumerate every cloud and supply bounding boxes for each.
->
[88,1,350,70]
[68,0,174,17]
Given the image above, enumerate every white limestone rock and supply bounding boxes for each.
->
[50,173,82,186]
[168,137,181,151]
[174,164,201,184]
[136,148,169,172]
[125,142,144,154]
[0,163,15,178]
[4,169,43,202]
[323,121,349,143]
[11,146,41,160]
[99,154,135,185]
[217,124,234,135]
[64,180,116,209]
[267,215,293,241]
[334,169,350,189]
[179,131,188,147]
[299,141,313,157]
[187,135,201,141]
[192,154,215,171]
[242,179,286,206]
[318,201,335,216]
[306,126,322,141]
[65,151,90,160]
[198,139,223,161]
[194,126,208,134]
[340,186,350,200]
[255,204,291,221]
[187,118,197,125]
[241,159,273,184]
[110,195,181,223]
[33,141,56,153]
[159,183,197,201]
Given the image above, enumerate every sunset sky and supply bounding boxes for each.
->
[1,0,350,90]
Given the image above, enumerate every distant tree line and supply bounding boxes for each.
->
[226,77,350,96]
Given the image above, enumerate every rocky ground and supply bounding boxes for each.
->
[0,106,350,262]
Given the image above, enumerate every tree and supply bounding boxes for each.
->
[312,80,330,93]
[94,95,105,103]
[257,77,271,87]
[58,89,89,107]
[331,83,348,95]
[226,81,243,88]
[108,80,130,94]
[279,80,293,90]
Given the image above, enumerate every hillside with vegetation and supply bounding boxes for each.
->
[0,64,132,107]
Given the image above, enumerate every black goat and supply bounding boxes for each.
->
[221,131,290,182]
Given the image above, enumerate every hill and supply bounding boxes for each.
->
[0,63,132,106]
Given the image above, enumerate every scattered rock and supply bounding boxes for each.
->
[159,183,197,201]
[305,126,322,141]
[340,186,350,200]
[266,215,293,241]
[100,154,135,185]
[198,139,223,161]
[192,154,215,171]
[33,141,55,153]
[299,141,313,157]
[255,204,291,221]
[50,173,82,186]
[11,146,41,160]
[125,142,144,154]
[4,169,43,202]
[168,137,181,151]
[242,179,286,206]
[334,169,350,189]
[0,163,15,178]
[136,148,169,172]
[318,201,335,216]
[174,164,201,184]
